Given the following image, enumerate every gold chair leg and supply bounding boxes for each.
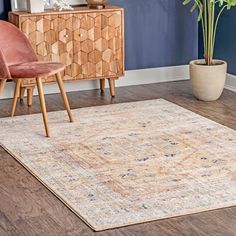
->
[55,72,73,123]
[36,77,50,137]
[0,79,7,96]
[11,79,21,117]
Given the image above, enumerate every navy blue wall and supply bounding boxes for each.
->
[213,8,236,74]
[0,0,198,70]
[110,0,198,70]
[199,8,236,74]
[0,0,10,20]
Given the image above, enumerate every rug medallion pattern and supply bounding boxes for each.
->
[0,99,235,231]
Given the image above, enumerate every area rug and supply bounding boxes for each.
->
[0,99,235,231]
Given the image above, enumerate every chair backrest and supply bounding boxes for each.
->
[0,20,38,79]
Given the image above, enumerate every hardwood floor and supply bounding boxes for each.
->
[0,80,236,236]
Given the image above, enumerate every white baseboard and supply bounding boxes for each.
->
[0,65,189,99]
[1,65,235,100]
[226,74,236,92]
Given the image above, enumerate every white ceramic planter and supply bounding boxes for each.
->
[189,59,227,101]
[27,0,44,13]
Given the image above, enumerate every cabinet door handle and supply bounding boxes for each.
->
[64,34,69,38]
[79,33,83,37]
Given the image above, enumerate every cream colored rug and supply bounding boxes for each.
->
[0,99,236,231]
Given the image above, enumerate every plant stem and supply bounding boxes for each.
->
[207,1,212,65]
[210,3,215,64]
[203,0,208,61]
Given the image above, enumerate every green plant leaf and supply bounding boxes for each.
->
[182,0,236,65]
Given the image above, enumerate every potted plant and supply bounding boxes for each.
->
[183,0,236,101]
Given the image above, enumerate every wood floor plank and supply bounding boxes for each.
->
[0,81,235,235]
[0,211,20,236]
[14,214,65,236]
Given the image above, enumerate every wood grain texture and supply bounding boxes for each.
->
[0,81,236,236]
[9,6,125,87]
[9,6,124,105]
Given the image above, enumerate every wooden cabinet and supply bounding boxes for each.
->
[9,6,124,105]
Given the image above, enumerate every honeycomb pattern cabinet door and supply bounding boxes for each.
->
[18,15,48,85]
[50,14,74,82]
[19,14,74,84]
[73,10,124,80]
[9,7,124,87]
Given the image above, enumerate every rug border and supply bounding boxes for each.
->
[0,99,236,231]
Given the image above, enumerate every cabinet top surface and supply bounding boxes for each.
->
[9,5,123,17]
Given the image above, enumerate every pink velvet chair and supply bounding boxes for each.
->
[0,20,73,137]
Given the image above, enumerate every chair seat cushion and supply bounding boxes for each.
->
[9,61,65,78]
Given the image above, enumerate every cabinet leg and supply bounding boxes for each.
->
[108,78,116,97]
[27,87,34,107]
[100,79,105,94]
[20,87,26,102]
